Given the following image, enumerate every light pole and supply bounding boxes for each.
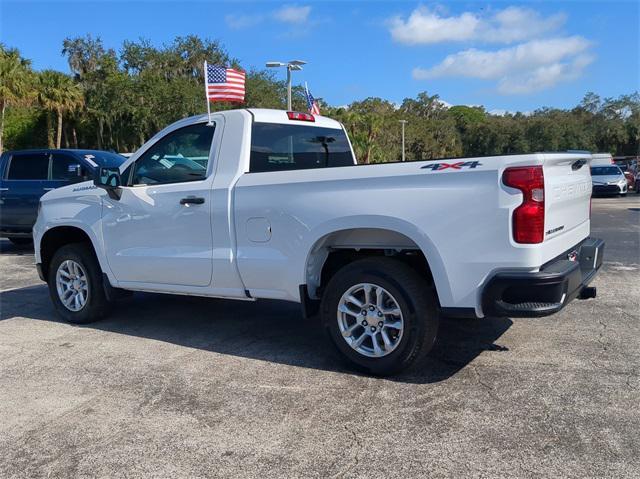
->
[266,60,307,111]
[399,120,407,161]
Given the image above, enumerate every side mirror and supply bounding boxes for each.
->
[94,167,122,199]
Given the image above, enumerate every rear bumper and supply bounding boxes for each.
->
[482,238,604,318]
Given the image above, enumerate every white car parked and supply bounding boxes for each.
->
[33,109,604,374]
[591,165,628,196]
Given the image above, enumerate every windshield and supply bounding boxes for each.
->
[591,166,621,176]
[77,151,126,168]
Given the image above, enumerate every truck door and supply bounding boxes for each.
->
[0,152,49,232]
[101,122,216,287]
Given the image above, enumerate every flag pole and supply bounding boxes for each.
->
[204,61,213,126]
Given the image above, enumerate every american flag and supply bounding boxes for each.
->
[305,83,320,115]
[205,63,246,103]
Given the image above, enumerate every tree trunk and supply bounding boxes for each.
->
[97,118,104,149]
[0,100,5,154]
[56,109,63,149]
[63,124,69,148]
[72,127,78,148]
[46,112,55,148]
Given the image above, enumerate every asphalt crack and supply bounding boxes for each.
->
[590,305,638,390]
[330,398,366,478]
[471,365,504,403]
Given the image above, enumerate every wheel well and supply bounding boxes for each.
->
[40,226,94,279]
[319,249,434,295]
[305,228,435,301]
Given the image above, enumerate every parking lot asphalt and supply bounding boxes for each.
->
[0,195,639,478]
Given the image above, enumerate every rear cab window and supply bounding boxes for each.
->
[250,123,354,173]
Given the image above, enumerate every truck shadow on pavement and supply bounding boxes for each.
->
[0,285,512,384]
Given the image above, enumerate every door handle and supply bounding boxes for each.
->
[0,188,8,191]
[180,196,205,205]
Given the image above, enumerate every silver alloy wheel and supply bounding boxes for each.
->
[56,259,89,312]
[337,283,404,358]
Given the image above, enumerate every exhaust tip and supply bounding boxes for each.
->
[578,286,597,300]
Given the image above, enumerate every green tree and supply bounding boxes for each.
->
[37,70,84,148]
[0,45,33,153]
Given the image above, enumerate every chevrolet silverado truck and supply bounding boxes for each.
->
[33,109,604,375]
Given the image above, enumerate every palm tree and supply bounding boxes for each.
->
[0,45,33,153]
[37,70,84,148]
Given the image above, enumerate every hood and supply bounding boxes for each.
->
[40,179,103,202]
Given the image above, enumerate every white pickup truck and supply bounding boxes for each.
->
[33,109,604,374]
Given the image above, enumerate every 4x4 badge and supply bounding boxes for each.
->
[421,161,482,171]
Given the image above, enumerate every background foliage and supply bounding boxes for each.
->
[1,35,638,162]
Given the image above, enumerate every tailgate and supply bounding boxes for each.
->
[543,154,592,241]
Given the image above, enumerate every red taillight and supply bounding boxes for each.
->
[287,111,315,122]
[503,166,545,244]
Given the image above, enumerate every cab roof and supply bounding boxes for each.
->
[186,108,343,130]
[247,109,343,129]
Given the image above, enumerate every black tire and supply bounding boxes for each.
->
[8,237,33,247]
[320,257,439,376]
[48,243,111,324]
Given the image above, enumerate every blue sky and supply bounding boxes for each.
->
[1,0,638,112]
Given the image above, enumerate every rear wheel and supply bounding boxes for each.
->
[320,257,439,375]
[48,243,111,324]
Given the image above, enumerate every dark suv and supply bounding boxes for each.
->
[0,149,124,245]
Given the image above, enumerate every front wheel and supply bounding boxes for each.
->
[48,243,111,324]
[320,257,439,375]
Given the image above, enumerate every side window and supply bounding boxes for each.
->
[250,123,354,173]
[6,153,49,180]
[51,154,85,181]
[131,123,215,185]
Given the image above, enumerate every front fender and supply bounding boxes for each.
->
[33,191,115,285]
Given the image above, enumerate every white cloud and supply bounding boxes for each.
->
[483,7,566,43]
[389,6,566,45]
[389,7,479,44]
[225,14,263,30]
[226,5,312,30]
[273,5,311,24]
[413,36,594,94]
